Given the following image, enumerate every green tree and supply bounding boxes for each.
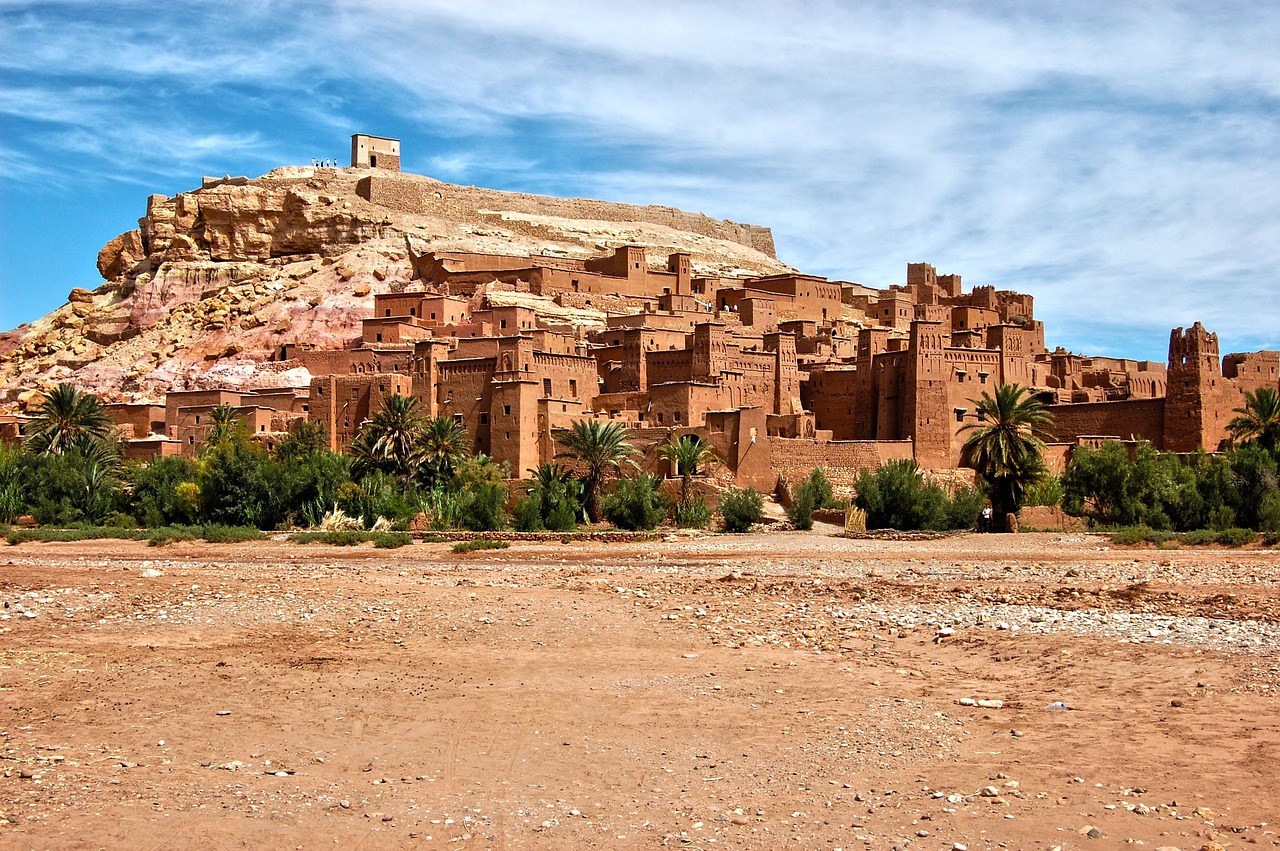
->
[417,415,471,490]
[658,435,718,512]
[24,384,114,456]
[205,405,243,451]
[351,394,425,486]
[1227,387,1280,453]
[960,384,1053,530]
[555,420,637,522]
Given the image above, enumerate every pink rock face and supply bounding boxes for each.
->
[0,167,788,410]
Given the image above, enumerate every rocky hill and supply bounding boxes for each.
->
[0,167,790,409]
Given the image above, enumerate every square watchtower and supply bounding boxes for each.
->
[351,134,401,171]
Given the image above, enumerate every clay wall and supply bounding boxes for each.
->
[1223,350,1280,391]
[356,175,421,213]
[771,438,914,492]
[105,404,165,441]
[1043,398,1167,448]
[309,373,412,452]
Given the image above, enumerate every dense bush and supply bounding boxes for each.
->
[850,460,984,531]
[787,467,841,530]
[1064,440,1280,533]
[452,538,510,553]
[673,496,712,529]
[719,487,764,533]
[513,465,581,532]
[603,473,669,531]
[454,456,509,532]
[129,457,200,527]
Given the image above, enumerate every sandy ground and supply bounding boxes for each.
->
[1,528,1277,850]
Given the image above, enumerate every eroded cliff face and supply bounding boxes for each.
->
[0,167,789,409]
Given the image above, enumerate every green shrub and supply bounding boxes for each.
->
[674,496,711,529]
[200,525,267,544]
[128,456,200,527]
[603,473,669,531]
[455,457,510,532]
[1179,529,1217,546]
[850,460,977,531]
[452,538,510,553]
[719,487,764,533]
[147,526,200,547]
[8,526,142,545]
[1109,525,1154,546]
[1023,474,1065,508]
[371,532,412,549]
[1215,527,1258,547]
[318,530,370,546]
[513,465,581,532]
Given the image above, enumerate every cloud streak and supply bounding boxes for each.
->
[2,0,1278,359]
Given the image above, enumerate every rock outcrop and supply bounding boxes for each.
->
[0,167,789,409]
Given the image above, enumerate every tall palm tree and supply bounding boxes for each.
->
[418,415,471,489]
[959,384,1054,531]
[658,434,718,510]
[24,383,114,455]
[368,394,426,485]
[555,419,637,522]
[1227,387,1280,452]
[205,405,241,451]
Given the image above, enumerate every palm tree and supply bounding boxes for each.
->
[24,384,114,455]
[555,419,637,522]
[1227,387,1280,452]
[418,415,471,489]
[959,384,1054,531]
[205,405,241,450]
[368,394,426,485]
[658,434,718,511]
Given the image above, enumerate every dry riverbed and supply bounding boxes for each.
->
[1,529,1277,849]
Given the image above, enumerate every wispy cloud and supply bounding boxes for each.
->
[2,0,1279,358]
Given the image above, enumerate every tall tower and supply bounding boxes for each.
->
[1165,322,1231,451]
[904,319,952,468]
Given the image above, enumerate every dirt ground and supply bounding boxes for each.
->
[1,528,1277,850]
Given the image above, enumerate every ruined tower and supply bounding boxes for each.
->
[1165,322,1234,452]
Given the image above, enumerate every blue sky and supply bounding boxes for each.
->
[2,0,1279,363]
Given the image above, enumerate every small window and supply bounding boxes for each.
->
[260,425,266,432]
[674,412,682,422]
[954,409,966,423]
[455,414,464,423]
[543,378,552,396]
[302,405,309,412]
[410,308,416,317]
[189,436,195,445]
[376,333,382,342]
[431,312,436,320]
[385,309,391,317]
[562,404,567,412]
[500,319,507,329]
[503,405,511,416]
[480,413,488,424]
[657,413,664,423]
[569,379,577,398]
[195,415,201,424]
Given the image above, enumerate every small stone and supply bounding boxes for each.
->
[1011,729,1025,737]
[976,699,1003,709]
[1087,827,1103,839]
[1170,699,1184,707]
[731,816,749,825]
[215,710,232,716]
[980,786,1000,797]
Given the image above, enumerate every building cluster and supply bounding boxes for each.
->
[12,136,1276,489]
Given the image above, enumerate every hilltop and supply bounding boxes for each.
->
[0,166,788,409]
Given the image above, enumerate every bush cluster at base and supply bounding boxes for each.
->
[452,538,510,553]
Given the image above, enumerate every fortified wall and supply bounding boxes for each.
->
[79,136,1280,490]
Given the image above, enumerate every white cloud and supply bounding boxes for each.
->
[3,0,1279,358]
